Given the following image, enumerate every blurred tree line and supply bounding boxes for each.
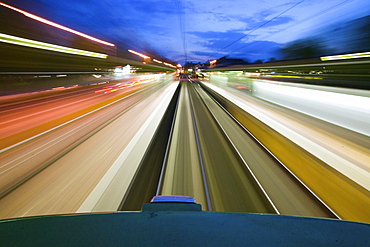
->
[279,15,370,60]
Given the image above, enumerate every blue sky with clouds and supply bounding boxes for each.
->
[4,0,370,64]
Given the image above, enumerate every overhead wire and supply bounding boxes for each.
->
[226,0,354,56]
[208,0,306,59]
[175,0,187,63]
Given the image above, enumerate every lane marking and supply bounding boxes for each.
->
[77,82,179,212]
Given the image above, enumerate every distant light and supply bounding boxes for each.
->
[128,49,150,59]
[112,65,130,75]
[210,59,217,65]
[0,2,115,47]
[0,33,108,58]
[320,52,370,61]
[153,59,163,63]
[177,64,182,68]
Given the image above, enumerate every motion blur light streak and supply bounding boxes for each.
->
[128,49,151,59]
[320,52,370,61]
[265,75,322,80]
[163,62,177,68]
[0,33,108,58]
[94,78,156,94]
[252,80,370,137]
[127,50,176,67]
[0,2,115,47]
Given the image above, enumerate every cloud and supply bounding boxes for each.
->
[245,15,294,30]
[188,40,281,63]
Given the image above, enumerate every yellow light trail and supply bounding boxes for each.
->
[321,52,370,61]
[265,75,322,80]
[0,33,108,59]
[0,2,115,47]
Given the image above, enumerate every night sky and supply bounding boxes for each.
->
[2,0,370,64]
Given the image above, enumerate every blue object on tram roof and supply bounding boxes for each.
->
[151,195,196,203]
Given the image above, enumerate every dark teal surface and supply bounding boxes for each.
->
[0,203,369,246]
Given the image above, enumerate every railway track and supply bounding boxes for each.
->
[120,78,338,219]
